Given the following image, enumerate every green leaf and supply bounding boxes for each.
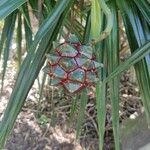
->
[96,81,106,150]
[0,20,7,57]
[91,1,107,149]
[16,11,22,68]
[83,11,91,43]
[106,2,120,150]
[68,95,78,127]
[91,0,101,39]
[1,12,17,92]
[0,0,27,20]
[95,38,107,150]
[76,90,88,139]
[21,3,33,50]
[134,0,150,24]
[104,41,150,83]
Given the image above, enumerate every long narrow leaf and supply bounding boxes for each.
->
[106,2,120,150]
[91,0,101,39]
[91,1,107,149]
[0,19,8,57]
[134,0,150,24]
[0,0,27,20]
[68,95,78,127]
[96,80,106,150]
[1,12,17,92]
[76,90,88,139]
[83,11,91,43]
[21,3,32,50]
[104,41,150,83]
[22,3,33,50]
[16,12,22,68]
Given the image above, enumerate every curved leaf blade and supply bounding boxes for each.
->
[134,0,150,24]
[106,2,120,150]
[1,12,17,92]
[104,41,150,83]
[0,0,27,20]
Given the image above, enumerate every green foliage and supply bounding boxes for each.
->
[76,90,88,139]
[0,12,17,91]
[37,114,49,126]
[0,0,150,149]
[0,0,27,20]
[106,2,120,150]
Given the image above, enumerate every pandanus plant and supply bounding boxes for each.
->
[0,0,150,149]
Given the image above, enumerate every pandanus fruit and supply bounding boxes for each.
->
[43,35,102,93]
